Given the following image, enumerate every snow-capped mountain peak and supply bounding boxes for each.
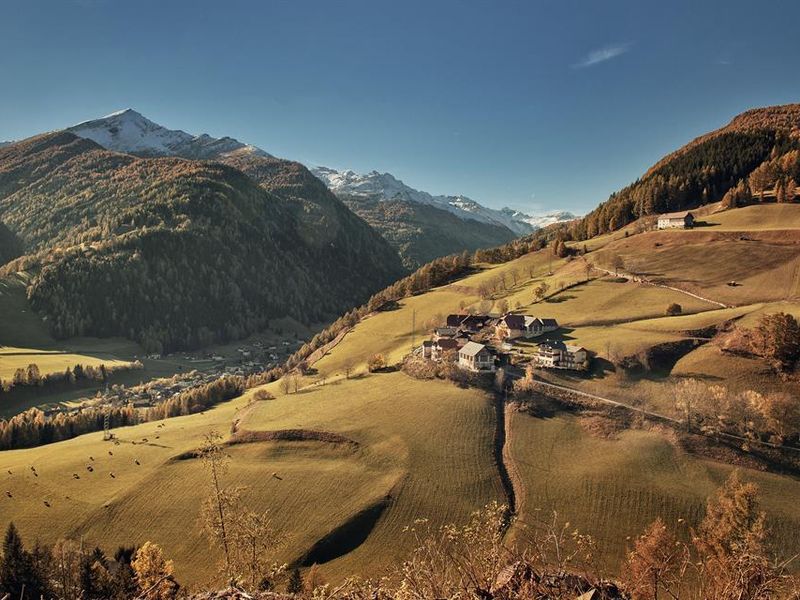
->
[311,166,576,236]
[66,109,272,160]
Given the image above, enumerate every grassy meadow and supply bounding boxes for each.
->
[506,412,800,572]
[0,372,503,586]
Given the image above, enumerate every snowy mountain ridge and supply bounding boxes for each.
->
[311,166,576,236]
[66,109,271,160]
[58,109,576,236]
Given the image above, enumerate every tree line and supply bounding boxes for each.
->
[0,376,243,451]
[0,361,142,394]
[562,129,800,241]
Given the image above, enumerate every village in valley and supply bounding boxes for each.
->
[417,311,589,375]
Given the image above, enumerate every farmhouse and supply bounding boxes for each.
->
[533,342,589,370]
[458,341,496,372]
[459,314,493,333]
[433,326,458,340]
[421,338,461,361]
[496,314,560,340]
[657,210,695,229]
[495,314,526,340]
[445,314,491,332]
[524,316,559,337]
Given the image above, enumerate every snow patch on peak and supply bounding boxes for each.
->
[311,166,577,236]
[66,109,272,160]
[104,108,140,118]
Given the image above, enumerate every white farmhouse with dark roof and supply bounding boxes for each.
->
[657,210,694,229]
[458,341,496,372]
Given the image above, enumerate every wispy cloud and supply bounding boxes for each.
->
[573,43,631,69]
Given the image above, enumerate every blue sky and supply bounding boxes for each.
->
[1,0,799,215]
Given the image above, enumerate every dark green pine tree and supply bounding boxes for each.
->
[0,522,46,600]
[0,523,27,597]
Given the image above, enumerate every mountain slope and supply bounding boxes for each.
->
[64,110,577,268]
[569,103,800,239]
[0,132,405,351]
[311,166,575,267]
[337,196,519,268]
[67,109,271,159]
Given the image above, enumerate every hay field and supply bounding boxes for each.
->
[506,412,800,573]
[0,372,503,586]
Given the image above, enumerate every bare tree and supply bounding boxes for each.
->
[230,508,284,591]
[611,254,625,276]
[533,282,550,303]
[200,431,234,582]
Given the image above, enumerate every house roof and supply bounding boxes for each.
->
[460,341,489,357]
[446,314,467,327]
[539,341,585,354]
[460,315,491,329]
[436,338,459,350]
[565,344,586,353]
[501,314,525,329]
[540,318,559,327]
[523,316,541,326]
[659,210,694,220]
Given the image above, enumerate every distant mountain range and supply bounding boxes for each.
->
[311,167,575,267]
[50,109,577,268]
[311,166,576,236]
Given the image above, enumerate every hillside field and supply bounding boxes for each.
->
[506,412,800,571]
[0,373,504,586]
[1,202,800,587]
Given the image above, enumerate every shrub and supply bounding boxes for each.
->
[367,353,386,373]
[252,389,275,401]
[666,303,682,316]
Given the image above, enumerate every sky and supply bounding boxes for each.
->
[1,0,799,215]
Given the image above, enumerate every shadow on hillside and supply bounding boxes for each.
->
[544,294,576,303]
[298,494,393,566]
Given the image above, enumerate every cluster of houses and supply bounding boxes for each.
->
[419,312,590,373]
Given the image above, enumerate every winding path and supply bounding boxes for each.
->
[592,266,728,308]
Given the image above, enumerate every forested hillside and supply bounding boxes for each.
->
[0,221,20,264]
[569,103,800,239]
[0,133,405,352]
[338,195,517,268]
